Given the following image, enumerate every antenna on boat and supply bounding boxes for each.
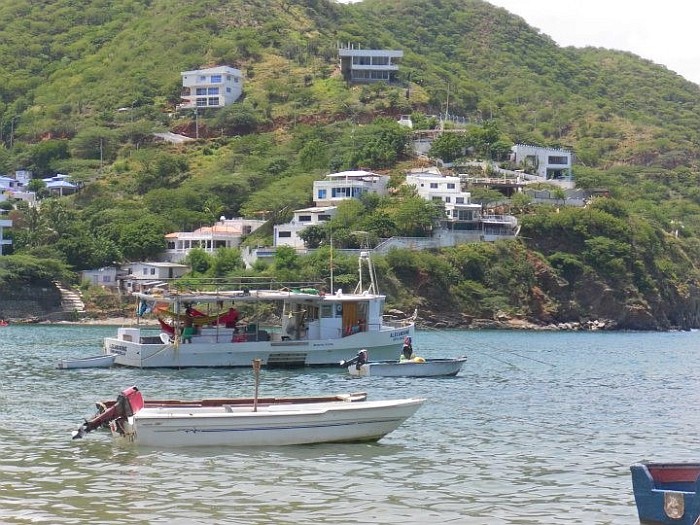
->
[355,251,378,295]
[329,230,334,294]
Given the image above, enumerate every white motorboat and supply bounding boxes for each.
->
[57,354,116,369]
[72,386,424,447]
[103,252,415,368]
[342,351,466,377]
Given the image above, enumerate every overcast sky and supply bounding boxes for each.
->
[485,1,700,85]
[337,0,700,85]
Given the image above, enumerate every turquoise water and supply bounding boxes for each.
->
[2,324,699,524]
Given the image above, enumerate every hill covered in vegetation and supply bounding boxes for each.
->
[2,0,700,329]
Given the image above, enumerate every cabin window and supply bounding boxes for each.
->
[318,189,327,199]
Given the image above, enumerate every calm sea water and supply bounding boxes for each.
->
[1,325,699,524]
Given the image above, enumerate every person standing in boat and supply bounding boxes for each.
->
[399,337,414,362]
[181,317,195,343]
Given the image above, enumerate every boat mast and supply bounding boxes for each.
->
[355,251,378,295]
[329,230,334,294]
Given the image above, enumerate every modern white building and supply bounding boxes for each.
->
[42,174,78,196]
[179,66,243,109]
[313,170,390,207]
[406,169,482,224]
[405,168,518,237]
[81,266,120,288]
[121,262,190,292]
[274,206,337,249]
[511,144,573,181]
[163,216,267,263]
[338,46,403,83]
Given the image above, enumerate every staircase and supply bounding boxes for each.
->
[54,282,86,316]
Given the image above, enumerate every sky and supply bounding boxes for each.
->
[337,1,700,85]
[484,1,700,85]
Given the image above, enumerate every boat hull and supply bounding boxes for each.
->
[105,326,413,368]
[630,462,700,525]
[111,398,425,447]
[348,358,466,377]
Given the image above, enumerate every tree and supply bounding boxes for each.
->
[429,132,464,163]
[70,127,118,162]
[298,224,327,249]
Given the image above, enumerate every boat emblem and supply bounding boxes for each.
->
[664,491,685,519]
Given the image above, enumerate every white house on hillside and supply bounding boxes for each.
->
[405,169,518,238]
[179,66,243,109]
[313,170,390,207]
[163,216,267,263]
[121,262,189,292]
[405,170,482,224]
[274,206,337,249]
[81,266,120,289]
[338,46,403,84]
[511,144,573,181]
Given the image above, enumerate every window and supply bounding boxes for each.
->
[198,75,206,81]
[167,241,175,249]
[445,197,451,203]
[210,75,222,83]
[318,214,331,221]
[196,98,207,107]
[150,268,156,275]
[208,97,219,106]
[317,189,327,199]
[430,183,438,189]
[447,183,456,189]
[196,88,207,96]
[299,215,312,222]
[456,197,464,204]
[548,156,568,165]
[142,269,148,275]
[207,87,219,95]
[278,231,292,238]
[226,87,231,93]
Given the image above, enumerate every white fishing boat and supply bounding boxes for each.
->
[72,386,424,447]
[57,354,116,369]
[344,354,466,377]
[341,345,466,377]
[103,252,415,368]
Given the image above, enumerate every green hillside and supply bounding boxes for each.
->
[2,0,700,329]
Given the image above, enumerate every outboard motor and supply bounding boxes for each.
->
[340,349,368,370]
[72,386,144,439]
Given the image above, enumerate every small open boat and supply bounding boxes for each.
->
[342,350,466,377]
[72,386,423,447]
[630,462,700,524]
[57,354,116,369]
